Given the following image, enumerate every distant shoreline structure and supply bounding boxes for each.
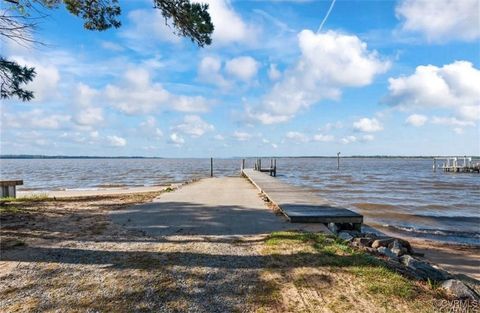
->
[1,155,479,160]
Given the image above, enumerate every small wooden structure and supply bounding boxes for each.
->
[433,157,480,173]
[250,158,277,176]
[0,180,23,198]
[242,169,362,229]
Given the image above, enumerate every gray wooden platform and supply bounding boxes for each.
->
[242,169,363,226]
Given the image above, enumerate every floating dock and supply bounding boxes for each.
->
[242,168,363,228]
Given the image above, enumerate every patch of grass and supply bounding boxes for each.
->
[0,205,24,214]
[1,193,49,203]
[164,187,175,192]
[258,231,438,312]
[351,265,415,299]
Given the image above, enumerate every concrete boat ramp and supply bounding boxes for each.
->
[242,169,363,229]
[112,169,362,236]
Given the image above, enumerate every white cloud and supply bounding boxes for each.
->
[3,109,70,129]
[122,9,181,49]
[248,30,390,124]
[233,131,252,141]
[193,0,257,45]
[321,121,343,131]
[105,68,210,114]
[169,133,185,146]
[198,56,230,88]
[285,131,309,142]
[100,41,124,51]
[313,134,334,142]
[396,0,480,43]
[386,61,480,122]
[214,134,225,140]
[268,64,282,81]
[173,115,214,137]
[405,114,428,127]
[10,57,61,101]
[107,135,127,147]
[353,118,383,133]
[73,83,104,126]
[431,116,475,127]
[361,134,375,142]
[225,56,259,81]
[140,117,163,138]
[341,136,357,144]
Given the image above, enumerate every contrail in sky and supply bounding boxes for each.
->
[317,0,337,33]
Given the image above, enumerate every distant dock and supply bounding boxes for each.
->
[433,157,480,173]
[242,167,363,229]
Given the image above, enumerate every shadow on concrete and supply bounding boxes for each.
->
[110,201,295,236]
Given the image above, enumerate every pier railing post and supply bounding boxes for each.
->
[210,157,213,177]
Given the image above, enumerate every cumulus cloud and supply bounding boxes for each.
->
[353,118,383,132]
[107,135,127,147]
[122,9,181,50]
[268,64,281,81]
[386,61,480,122]
[9,57,61,102]
[173,115,214,137]
[198,56,230,88]
[3,109,70,130]
[225,56,259,81]
[396,0,480,42]
[361,134,375,142]
[313,134,334,142]
[431,116,475,127]
[139,117,163,138]
[285,131,309,142]
[341,136,357,144]
[73,83,104,126]
[248,30,390,124]
[405,114,428,127]
[105,68,210,114]
[193,0,257,45]
[169,133,185,146]
[233,131,252,141]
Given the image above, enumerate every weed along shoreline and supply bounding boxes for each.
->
[1,173,479,312]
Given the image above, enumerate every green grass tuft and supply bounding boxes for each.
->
[1,193,49,202]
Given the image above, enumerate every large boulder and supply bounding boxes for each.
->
[439,279,479,300]
[389,240,407,257]
[371,238,395,249]
[377,247,398,260]
[399,255,450,281]
[351,237,373,248]
[338,231,354,242]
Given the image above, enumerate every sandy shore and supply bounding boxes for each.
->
[17,185,173,198]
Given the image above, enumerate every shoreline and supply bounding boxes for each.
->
[16,185,175,198]
[7,185,480,281]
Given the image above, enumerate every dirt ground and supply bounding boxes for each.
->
[0,179,476,312]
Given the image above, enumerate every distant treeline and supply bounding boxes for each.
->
[0,155,162,159]
[2,155,478,159]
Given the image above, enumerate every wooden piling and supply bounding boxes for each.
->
[337,152,340,170]
[210,158,213,177]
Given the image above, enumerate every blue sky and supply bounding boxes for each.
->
[1,0,479,157]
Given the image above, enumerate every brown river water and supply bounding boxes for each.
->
[1,157,479,245]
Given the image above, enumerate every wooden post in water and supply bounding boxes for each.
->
[273,158,277,177]
[433,158,436,172]
[210,157,213,177]
[337,152,341,170]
